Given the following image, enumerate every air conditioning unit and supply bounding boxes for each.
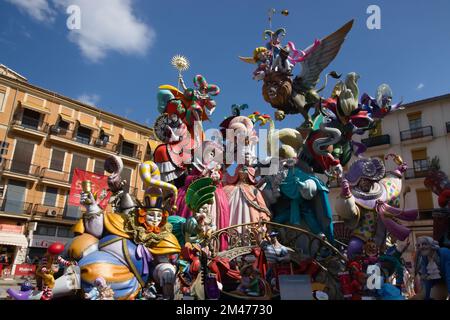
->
[46,209,58,217]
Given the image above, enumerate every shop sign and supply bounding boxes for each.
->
[14,264,36,277]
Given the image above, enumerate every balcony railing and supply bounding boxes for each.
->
[32,204,65,219]
[404,167,430,179]
[49,125,142,159]
[446,121,450,133]
[400,126,433,141]
[0,198,34,215]
[361,134,390,148]
[119,148,142,159]
[39,168,71,183]
[92,136,118,153]
[1,159,41,177]
[11,118,49,134]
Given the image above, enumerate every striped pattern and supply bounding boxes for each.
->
[140,161,178,206]
[79,250,141,300]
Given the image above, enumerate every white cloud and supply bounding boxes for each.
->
[417,83,425,90]
[7,0,155,62]
[5,0,56,22]
[77,93,100,106]
[53,0,155,62]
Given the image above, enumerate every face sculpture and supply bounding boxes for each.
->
[416,237,434,257]
[262,72,293,108]
[146,209,163,228]
[138,208,164,233]
[194,203,212,227]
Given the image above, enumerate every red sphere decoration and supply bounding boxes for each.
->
[47,242,65,255]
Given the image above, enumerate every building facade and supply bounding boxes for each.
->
[0,64,160,275]
[329,93,450,271]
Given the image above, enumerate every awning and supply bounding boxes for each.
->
[120,133,141,145]
[0,232,28,248]
[19,101,50,114]
[99,126,114,136]
[76,119,98,131]
[59,114,74,123]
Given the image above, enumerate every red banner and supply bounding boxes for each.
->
[14,264,36,277]
[69,169,111,209]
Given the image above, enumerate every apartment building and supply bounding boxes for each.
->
[0,64,160,274]
[330,93,450,271]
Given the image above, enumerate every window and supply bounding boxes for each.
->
[57,226,74,238]
[120,141,135,157]
[63,191,82,219]
[0,90,5,111]
[44,187,58,206]
[50,149,65,171]
[58,119,69,132]
[36,224,57,236]
[70,154,87,180]
[99,130,109,144]
[4,180,27,214]
[21,108,41,130]
[11,140,35,174]
[407,112,422,130]
[75,126,91,145]
[94,159,104,175]
[412,149,428,171]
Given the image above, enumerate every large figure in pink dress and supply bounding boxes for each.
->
[175,141,230,250]
[220,115,271,225]
[224,155,272,225]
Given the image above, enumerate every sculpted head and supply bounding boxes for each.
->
[262,71,292,107]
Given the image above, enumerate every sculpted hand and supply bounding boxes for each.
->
[80,192,101,215]
[340,179,352,198]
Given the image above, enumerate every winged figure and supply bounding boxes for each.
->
[259,20,354,127]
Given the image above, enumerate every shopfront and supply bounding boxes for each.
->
[0,223,28,277]
[28,223,74,261]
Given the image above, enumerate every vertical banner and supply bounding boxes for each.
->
[69,169,111,209]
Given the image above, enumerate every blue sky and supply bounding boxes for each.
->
[1,0,450,130]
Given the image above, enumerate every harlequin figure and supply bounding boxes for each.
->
[335,155,418,259]
[67,157,181,300]
[36,242,76,300]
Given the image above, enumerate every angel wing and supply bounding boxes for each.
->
[239,56,256,64]
[299,20,354,89]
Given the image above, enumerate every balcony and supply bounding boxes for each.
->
[32,204,65,219]
[48,126,142,162]
[0,159,40,181]
[39,168,71,188]
[361,134,391,149]
[404,167,430,180]
[0,198,34,218]
[10,118,48,139]
[446,121,450,134]
[400,126,433,143]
